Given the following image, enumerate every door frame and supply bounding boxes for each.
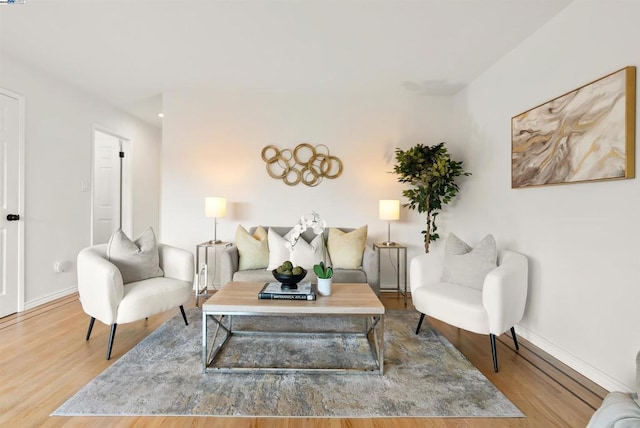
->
[90,126,133,245]
[0,87,26,313]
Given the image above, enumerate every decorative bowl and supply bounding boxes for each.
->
[272,268,307,289]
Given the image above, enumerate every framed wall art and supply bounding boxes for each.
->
[511,66,636,188]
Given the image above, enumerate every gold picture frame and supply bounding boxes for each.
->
[511,66,636,188]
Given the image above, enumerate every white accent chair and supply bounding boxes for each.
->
[587,350,640,427]
[410,249,528,372]
[77,243,194,360]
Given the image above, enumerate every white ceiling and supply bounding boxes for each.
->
[0,0,573,128]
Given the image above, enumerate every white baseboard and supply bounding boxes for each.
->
[516,324,631,393]
[24,286,78,311]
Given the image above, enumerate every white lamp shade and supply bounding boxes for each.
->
[205,197,227,218]
[379,200,400,220]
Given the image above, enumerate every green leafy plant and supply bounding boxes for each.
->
[313,261,333,279]
[393,142,470,253]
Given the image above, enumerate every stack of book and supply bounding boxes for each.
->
[258,282,316,300]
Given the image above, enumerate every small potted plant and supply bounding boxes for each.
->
[313,261,333,296]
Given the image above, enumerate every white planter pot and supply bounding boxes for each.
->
[317,278,332,296]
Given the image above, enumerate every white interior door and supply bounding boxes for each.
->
[92,130,131,245]
[0,90,24,318]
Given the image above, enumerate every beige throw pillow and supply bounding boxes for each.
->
[107,227,164,284]
[441,233,497,290]
[236,225,269,270]
[327,225,367,269]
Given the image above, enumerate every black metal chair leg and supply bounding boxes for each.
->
[86,317,96,341]
[180,305,188,326]
[510,326,520,350]
[490,333,499,372]
[106,324,117,360]
[415,313,425,334]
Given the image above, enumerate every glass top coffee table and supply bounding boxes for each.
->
[201,282,385,374]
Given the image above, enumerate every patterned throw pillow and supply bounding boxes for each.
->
[107,227,164,284]
[441,233,497,290]
[235,225,269,270]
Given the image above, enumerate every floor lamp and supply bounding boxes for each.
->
[205,197,226,243]
[379,199,400,246]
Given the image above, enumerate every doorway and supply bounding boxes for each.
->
[91,129,132,245]
[0,88,25,318]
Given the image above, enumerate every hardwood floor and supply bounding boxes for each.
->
[0,292,604,427]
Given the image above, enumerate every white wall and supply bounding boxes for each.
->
[0,54,161,308]
[160,89,454,287]
[448,0,640,391]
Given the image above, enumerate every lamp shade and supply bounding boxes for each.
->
[205,197,226,218]
[379,200,400,220]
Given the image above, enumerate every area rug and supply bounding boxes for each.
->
[53,308,523,418]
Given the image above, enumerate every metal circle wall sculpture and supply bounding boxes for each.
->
[261,143,343,186]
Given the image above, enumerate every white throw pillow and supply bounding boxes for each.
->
[236,225,269,270]
[291,233,328,271]
[327,225,367,269]
[107,227,164,284]
[267,228,294,270]
[441,233,497,290]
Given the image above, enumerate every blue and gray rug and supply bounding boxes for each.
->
[53,309,523,418]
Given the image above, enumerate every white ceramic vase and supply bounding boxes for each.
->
[317,277,332,296]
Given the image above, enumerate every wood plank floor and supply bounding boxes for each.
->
[0,291,605,428]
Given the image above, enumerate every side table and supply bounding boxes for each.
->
[195,241,230,307]
[374,243,408,307]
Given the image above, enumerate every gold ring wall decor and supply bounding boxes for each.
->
[262,143,343,186]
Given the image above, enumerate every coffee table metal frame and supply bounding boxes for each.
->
[201,282,385,375]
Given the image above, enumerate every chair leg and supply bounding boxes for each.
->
[180,305,188,326]
[510,326,520,350]
[106,324,117,360]
[85,317,96,341]
[490,334,499,372]
[415,313,425,334]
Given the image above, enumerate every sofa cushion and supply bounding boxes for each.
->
[236,225,269,270]
[413,281,488,335]
[107,227,164,284]
[116,276,192,324]
[331,269,367,283]
[441,233,497,291]
[327,225,367,269]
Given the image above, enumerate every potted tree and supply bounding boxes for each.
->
[393,142,470,253]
